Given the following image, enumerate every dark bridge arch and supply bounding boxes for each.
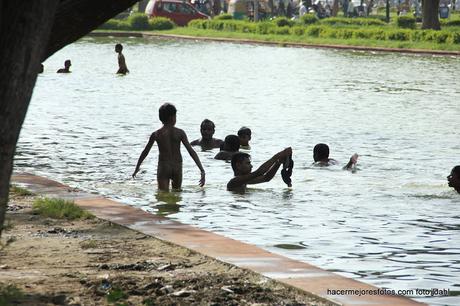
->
[0,0,139,235]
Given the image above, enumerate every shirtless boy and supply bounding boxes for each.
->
[191,119,224,150]
[238,127,251,149]
[214,135,240,161]
[447,166,460,194]
[132,103,205,191]
[227,147,292,192]
[312,143,358,170]
[115,43,129,75]
[57,60,71,73]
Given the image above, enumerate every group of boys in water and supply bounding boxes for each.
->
[132,103,460,195]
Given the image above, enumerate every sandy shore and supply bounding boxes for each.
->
[0,191,333,305]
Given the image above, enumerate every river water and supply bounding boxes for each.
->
[16,37,460,305]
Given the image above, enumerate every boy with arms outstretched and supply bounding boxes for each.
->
[132,103,205,191]
[227,148,292,192]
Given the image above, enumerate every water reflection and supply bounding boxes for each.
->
[153,191,182,216]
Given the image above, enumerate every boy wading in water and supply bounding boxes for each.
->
[115,43,129,75]
[132,103,205,191]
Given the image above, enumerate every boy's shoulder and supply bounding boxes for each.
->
[173,127,186,135]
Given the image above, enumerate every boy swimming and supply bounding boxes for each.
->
[132,103,205,191]
[312,143,358,170]
[238,126,251,149]
[227,147,292,192]
[447,166,460,194]
[214,135,240,161]
[57,60,71,73]
[191,119,224,150]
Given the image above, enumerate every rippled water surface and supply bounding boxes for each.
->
[16,37,460,305]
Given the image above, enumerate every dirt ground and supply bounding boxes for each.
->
[0,192,333,306]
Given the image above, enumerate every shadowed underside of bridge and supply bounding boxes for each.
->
[0,0,139,235]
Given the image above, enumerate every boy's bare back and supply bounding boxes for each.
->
[154,126,184,163]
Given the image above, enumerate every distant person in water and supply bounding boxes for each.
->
[57,60,71,73]
[191,119,224,150]
[227,147,292,192]
[132,103,205,191]
[214,135,240,161]
[447,166,460,194]
[115,43,129,75]
[238,127,251,149]
[313,143,358,170]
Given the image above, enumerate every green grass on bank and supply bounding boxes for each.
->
[155,27,460,51]
[98,13,460,52]
[0,284,23,306]
[32,198,94,220]
[9,185,34,196]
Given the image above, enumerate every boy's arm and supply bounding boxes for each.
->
[343,153,358,170]
[190,139,200,146]
[247,161,283,184]
[227,148,292,189]
[181,130,205,187]
[132,133,156,178]
[252,147,292,177]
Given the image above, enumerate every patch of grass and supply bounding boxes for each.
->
[32,198,94,220]
[80,239,98,249]
[0,284,24,306]
[10,185,34,196]
[107,288,128,303]
[143,298,155,306]
[156,27,460,51]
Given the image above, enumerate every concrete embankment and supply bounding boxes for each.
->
[9,173,426,306]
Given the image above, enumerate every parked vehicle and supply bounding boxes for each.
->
[145,0,209,26]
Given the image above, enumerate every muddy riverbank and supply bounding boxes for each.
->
[0,191,333,305]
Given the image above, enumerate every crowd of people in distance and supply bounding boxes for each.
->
[131,102,460,195]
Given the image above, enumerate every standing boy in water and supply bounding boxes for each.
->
[115,43,129,75]
[132,103,205,191]
[191,119,224,150]
[227,148,292,192]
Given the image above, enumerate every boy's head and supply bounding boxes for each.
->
[159,103,177,125]
[313,143,329,162]
[222,135,240,152]
[238,127,251,146]
[115,43,123,53]
[231,152,252,175]
[64,60,71,68]
[448,166,460,193]
[200,119,215,140]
